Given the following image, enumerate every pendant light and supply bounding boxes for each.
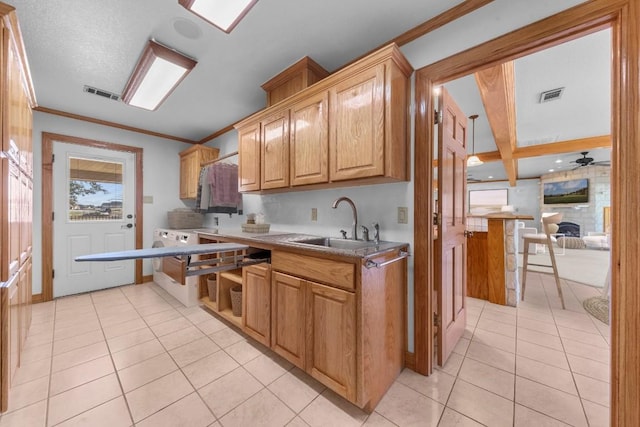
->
[467,114,484,167]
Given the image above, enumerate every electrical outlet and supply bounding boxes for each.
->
[311,208,318,221]
[398,207,408,224]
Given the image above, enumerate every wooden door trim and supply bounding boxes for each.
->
[41,132,144,301]
[414,1,638,425]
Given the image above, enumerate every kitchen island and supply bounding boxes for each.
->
[194,228,408,412]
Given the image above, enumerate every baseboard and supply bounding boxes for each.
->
[404,351,416,370]
[32,293,43,303]
[142,275,154,283]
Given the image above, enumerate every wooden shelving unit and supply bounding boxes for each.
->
[196,235,245,327]
[217,269,243,327]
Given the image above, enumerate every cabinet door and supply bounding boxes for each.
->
[179,151,198,199]
[261,111,290,189]
[290,92,328,186]
[238,123,261,192]
[329,64,385,181]
[8,274,20,387]
[1,160,21,282]
[242,264,271,346]
[271,272,305,368]
[306,281,356,401]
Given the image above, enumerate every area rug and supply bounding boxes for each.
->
[583,296,610,324]
[518,247,610,288]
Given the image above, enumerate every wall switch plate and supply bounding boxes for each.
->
[311,208,318,221]
[143,195,153,204]
[398,207,408,224]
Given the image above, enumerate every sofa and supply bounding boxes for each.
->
[583,232,610,250]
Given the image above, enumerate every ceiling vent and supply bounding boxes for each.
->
[83,85,120,101]
[539,87,564,103]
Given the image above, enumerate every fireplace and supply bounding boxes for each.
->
[557,221,580,237]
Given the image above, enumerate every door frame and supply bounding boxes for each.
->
[413,0,638,425]
[41,132,144,301]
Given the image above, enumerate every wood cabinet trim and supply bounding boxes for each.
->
[271,251,355,291]
[235,44,412,129]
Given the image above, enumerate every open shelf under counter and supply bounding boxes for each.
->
[220,271,243,285]
[200,295,218,312]
[218,307,243,328]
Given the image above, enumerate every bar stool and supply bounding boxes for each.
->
[521,212,565,309]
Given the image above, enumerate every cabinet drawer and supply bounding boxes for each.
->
[272,251,355,290]
[162,257,185,285]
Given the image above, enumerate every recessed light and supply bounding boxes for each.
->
[548,168,555,172]
[555,159,563,163]
[488,176,493,179]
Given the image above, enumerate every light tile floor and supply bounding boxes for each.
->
[0,271,610,426]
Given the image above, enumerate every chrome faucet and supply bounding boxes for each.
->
[332,197,358,240]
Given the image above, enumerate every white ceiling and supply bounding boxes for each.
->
[445,29,612,182]
[13,0,462,141]
[13,1,611,181]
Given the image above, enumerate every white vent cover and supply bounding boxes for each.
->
[539,87,564,103]
[83,85,120,101]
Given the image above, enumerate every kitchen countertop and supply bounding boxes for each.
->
[194,228,409,259]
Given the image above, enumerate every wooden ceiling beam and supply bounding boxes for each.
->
[474,61,518,185]
[469,135,612,163]
[513,135,611,158]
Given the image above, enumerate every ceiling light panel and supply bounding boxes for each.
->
[179,0,258,33]
[122,40,197,111]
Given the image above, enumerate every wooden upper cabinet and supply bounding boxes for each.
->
[238,122,261,192]
[235,44,412,193]
[290,92,329,186]
[179,145,219,199]
[261,111,290,189]
[261,56,329,106]
[329,64,385,181]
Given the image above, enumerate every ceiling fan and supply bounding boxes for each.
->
[571,151,610,168]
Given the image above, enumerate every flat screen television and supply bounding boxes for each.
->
[543,178,589,204]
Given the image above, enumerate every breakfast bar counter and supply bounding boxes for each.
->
[467,213,534,306]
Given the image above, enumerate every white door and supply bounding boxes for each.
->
[53,142,136,297]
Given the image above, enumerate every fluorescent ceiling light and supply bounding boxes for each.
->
[122,40,197,111]
[179,0,258,33]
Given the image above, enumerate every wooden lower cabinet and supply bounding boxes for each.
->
[242,264,271,346]
[270,272,305,367]
[270,271,356,401]
[306,281,356,402]
[0,259,32,412]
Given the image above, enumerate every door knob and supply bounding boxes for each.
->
[464,230,474,238]
[121,223,133,229]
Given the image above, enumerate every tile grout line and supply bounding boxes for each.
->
[126,283,222,424]
[544,273,592,426]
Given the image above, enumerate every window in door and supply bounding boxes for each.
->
[67,157,124,222]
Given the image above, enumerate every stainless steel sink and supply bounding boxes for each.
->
[293,237,378,250]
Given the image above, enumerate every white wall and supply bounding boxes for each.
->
[30,0,587,353]
[32,111,192,294]
[468,179,542,228]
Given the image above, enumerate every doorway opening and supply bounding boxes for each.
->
[413,0,640,423]
[41,132,144,302]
